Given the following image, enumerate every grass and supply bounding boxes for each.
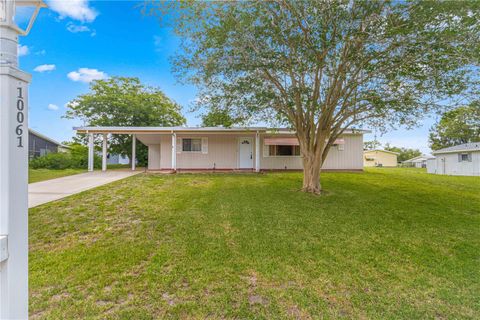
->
[29,168,85,183]
[29,168,480,319]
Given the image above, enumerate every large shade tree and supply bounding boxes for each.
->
[144,0,479,193]
[429,102,480,150]
[65,77,185,164]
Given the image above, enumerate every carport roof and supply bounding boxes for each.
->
[73,126,371,135]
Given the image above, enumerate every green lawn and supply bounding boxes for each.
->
[29,168,85,183]
[29,168,480,319]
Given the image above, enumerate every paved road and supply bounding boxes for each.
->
[29,170,140,208]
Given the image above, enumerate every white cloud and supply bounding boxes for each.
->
[47,104,59,111]
[18,45,29,57]
[66,22,96,36]
[66,22,90,33]
[47,0,98,23]
[35,49,46,56]
[67,68,107,83]
[34,64,56,72]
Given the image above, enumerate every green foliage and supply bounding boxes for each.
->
[29,144,101,170]
[145,0,479,159]
[363,140,382,150]
[201,108,244,127]
[384,143,422,162]
[429,102,480,150]
[65,77,186,164]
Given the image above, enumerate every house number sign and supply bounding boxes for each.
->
[16,86,25,148]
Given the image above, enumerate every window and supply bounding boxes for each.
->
[460,153,471,162]
[268,145,300,156]
[182,138,202,152]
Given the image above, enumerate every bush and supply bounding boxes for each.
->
[30,152,72,169]
[30,144,101,170]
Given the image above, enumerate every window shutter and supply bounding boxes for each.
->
[468,153,472,162]
[458,154,462,162]
[263,144,269,157]
[201,137,208,154]
[176,138,182,154]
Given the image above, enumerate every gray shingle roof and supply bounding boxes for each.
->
[433,142,480,154]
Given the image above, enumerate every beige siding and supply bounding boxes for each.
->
[160,135,172,169]
[176,134,249,169]
[260,134,364,170]
[363,150,398,167]
[139,132,364,171]
[148,145,161,170]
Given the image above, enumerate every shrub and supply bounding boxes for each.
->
[30,144,101,170]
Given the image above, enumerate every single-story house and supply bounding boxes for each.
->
[28,129,70,159]
[427,142,480,176]
[94,151,130,165]
[403,154,434,168]
[74,126,369,172]
[363,149,398,167]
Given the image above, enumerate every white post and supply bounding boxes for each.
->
[171,133,177,170]
[255,131,260,172]
[0,2,45,318]
[88,133,94,172]
[131,134,136,171]
[102,133,107,172]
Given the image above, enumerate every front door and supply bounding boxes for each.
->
[238,137,253,169]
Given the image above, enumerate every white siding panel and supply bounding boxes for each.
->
[436,151,480,176]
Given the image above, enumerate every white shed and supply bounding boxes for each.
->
[403,154,434,168]
[429,143,480,176]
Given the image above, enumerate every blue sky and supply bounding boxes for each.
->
[19,0,436,153]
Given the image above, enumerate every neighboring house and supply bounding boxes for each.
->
[74,127,370,172]
[403,154,434,168]
[427,142,480,176]
[28,129,70,159]
[107,154,130,165]
[363,150,398,167]
[94,151,130,165]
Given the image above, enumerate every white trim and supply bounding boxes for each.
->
[88,133,94,172]
[433,149,480,155]
[171,133,177,170]
[179,137,204,153]
[255,132,260,172]
[131,134,136,171]
[102,134,107,171]
[73,126,371,135]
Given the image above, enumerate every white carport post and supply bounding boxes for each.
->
[102,133,107,171]
[171,132,177,171]
[131,134,136,171]
[255,131,260,172]
[88,133,94,172]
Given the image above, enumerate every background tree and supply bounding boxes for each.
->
[429,102,480,150]
[144,1,479,193]
[201,108,244,127]
[65,77,185,165]
[384,143,422,163]
[363,140,382,151]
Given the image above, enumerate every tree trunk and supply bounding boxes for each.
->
[302,153,323,194]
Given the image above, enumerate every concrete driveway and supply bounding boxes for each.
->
[29,170,140,208]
